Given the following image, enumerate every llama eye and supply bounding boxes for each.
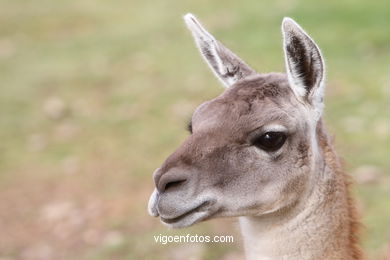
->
[252,132,287,152]
[187,121,193,134]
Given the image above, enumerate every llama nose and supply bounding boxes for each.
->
[155,170,188,193]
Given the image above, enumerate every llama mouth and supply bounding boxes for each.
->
[160,201,213,226]
[148,189,160,217]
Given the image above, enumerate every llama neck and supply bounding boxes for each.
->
[239,125,361,260]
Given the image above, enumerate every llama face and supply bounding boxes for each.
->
[148,15,325,228]
[150,74,317,228]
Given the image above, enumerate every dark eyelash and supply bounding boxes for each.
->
[187,120,193,133]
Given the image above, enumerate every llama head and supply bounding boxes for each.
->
[148,14,326,228]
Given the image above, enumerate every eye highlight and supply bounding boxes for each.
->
[252,132,287,152]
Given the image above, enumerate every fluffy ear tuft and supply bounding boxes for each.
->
[184,13,256,88]
[282,17,325,119]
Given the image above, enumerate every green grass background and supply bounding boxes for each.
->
[0,0,389,259]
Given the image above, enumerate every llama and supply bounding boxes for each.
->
[148,14,362,260]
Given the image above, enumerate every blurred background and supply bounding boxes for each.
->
[0,0,389,259]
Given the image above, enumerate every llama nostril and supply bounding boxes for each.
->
[157,172,188,193]
[164,179,186,192]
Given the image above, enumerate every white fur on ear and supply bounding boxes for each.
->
[184,13,256,88]
[282,17,326,120]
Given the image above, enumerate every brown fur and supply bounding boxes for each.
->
[317,121,363,259]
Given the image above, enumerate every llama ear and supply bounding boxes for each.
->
[282,18,325,118]
[184,13,256,88]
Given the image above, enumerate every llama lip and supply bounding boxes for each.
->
[147,189,160,217]
[160,201,212,225]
